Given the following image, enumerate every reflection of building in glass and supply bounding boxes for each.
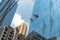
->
[28,0,60,39]
[26,31,47,40]
[0,0,18,26]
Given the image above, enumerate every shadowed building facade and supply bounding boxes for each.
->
[26,31,47,40]
[48,37,60,40]
[13,23,28,40]
[0,26,14,40]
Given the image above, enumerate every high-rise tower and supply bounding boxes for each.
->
[28,0,60,39]
[0,0,18,26]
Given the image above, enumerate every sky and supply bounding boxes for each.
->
[11,0,35,28]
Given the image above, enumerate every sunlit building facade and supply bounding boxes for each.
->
[17,23,28,36]
[13,23,28,40]
[28,0,60,39]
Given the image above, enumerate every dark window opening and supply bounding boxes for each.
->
[5,29,8,31]
[10,32,13,34]
[4,32,7,34]
[1,38,4,40]
[2,35,5,37]
[18,37,20,39]
[9,35,12,37]
[8,38,11,40]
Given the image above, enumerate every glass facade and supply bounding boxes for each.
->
[0,0,2,4]
[28,0,60,38]
[0,0,18,26]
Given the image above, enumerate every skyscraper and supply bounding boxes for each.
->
[0,0,18,26]
[0,25,14,40]
[28,0,60,39]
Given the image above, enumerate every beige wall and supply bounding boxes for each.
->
[17,23,28,36]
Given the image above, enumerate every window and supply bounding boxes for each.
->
[1,38,4,40]
[9,35,12,37]
[4,32,7,34]
[2,35,5,37]
[8,38,11,40]
[10,31,13,34]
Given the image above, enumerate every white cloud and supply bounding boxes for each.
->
[11,13,25,28]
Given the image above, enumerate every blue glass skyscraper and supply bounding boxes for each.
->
[28,0,60,39]
[0,0,18,26]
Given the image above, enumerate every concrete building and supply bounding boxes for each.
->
[13,23,28,40]
[28,0,60,38]
[17,23,28,36]
[13,28,18,40]
[48,37,60,40]
[0,25,14,40]
[0,26,4,36]
[26,31,47,40]
[0,0,18,37]
[0,23,28,40]
[13,28,26,40]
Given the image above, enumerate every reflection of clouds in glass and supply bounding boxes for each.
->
[18,0,34,6]
[11,13,25,28]
[16,0,35,23]
[17,0,34,13]
[0,0,2,3]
